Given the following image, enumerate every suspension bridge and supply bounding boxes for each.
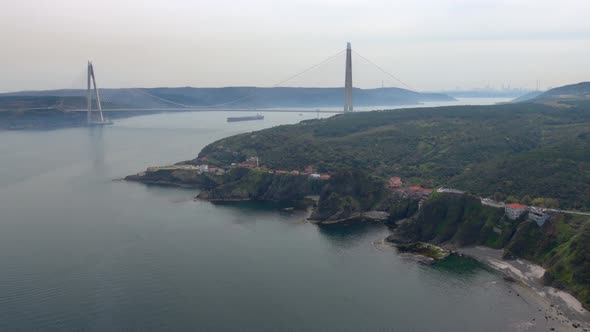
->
[80,43,416,125]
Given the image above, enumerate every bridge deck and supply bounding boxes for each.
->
[70,108,344,113]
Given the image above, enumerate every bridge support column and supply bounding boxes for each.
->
[86,61,105,124]
[344,42,353,112]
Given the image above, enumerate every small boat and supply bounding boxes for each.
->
[227,114,264,123]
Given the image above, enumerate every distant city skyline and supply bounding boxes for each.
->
[2,0,589,92]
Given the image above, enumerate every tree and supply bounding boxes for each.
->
[521,195,533,206]
[494,192,506,202]
[532,197,560,208]
[544,198,559,209]
[506,195,520,204]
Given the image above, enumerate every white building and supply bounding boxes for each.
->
[505,203,528,220]
[199,164,209,173]
[529,207,550,226]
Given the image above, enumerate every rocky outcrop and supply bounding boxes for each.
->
[124,169,220,188]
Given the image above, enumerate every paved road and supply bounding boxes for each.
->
[480,198,590,217]
[547,208,590,217]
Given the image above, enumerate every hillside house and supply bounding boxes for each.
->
[529,207,550,226]
[505,203,528,220]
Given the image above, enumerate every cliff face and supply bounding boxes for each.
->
[389,193,590,309]
[390,194,508,247]
[311,170,388,221]
[196,168,323,203]
[127,167,418,221]
[543,224,590,309]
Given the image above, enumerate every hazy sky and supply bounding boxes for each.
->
[2,0,590,92]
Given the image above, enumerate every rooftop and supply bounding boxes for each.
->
[506,203,528,209]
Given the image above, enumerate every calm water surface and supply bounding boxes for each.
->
[0,104,546,331]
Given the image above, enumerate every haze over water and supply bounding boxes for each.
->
[0,101,551,331]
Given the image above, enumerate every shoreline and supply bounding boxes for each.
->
[377,239,590,331]
[456,246,590,331]
[308,210,390,225]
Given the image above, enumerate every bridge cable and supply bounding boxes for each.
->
[352,50,416,92]
[131,49,346,109]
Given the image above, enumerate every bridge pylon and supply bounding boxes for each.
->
[86,61,110,125]
[344,42,353,112]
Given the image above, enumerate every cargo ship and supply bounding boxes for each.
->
[227,114,264,122]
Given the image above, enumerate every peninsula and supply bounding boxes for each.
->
[127,82,590,319]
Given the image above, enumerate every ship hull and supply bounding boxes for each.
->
[227,115,264,122]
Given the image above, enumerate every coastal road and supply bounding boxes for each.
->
[547,209,590,217]
[480,198,590,217]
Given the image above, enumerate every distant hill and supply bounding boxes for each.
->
[443,89,531,99]
[0,86,454,110]
[511,90,543,103]
[0,95,125,111]
[528,82,590,103]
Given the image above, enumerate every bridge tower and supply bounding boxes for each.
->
[86,61,105,124]
[344,42,353,112]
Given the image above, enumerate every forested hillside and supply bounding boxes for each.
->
[199,101,590,210]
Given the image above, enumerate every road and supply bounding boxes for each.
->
[480,198,590,217]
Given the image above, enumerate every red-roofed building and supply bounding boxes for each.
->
[290,170,300,175]
[319,174,331,180]
[304,165,315,173]
[408,186,433,197]
[275,170,289,174]
[505,203,528,220]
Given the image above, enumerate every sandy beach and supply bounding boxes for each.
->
[457,246,590,331]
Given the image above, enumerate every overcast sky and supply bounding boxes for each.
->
[2,0,589,92]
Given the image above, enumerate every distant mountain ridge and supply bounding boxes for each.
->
[537,82,590,100]
[526,82,590,103]
[0,86,455,110]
